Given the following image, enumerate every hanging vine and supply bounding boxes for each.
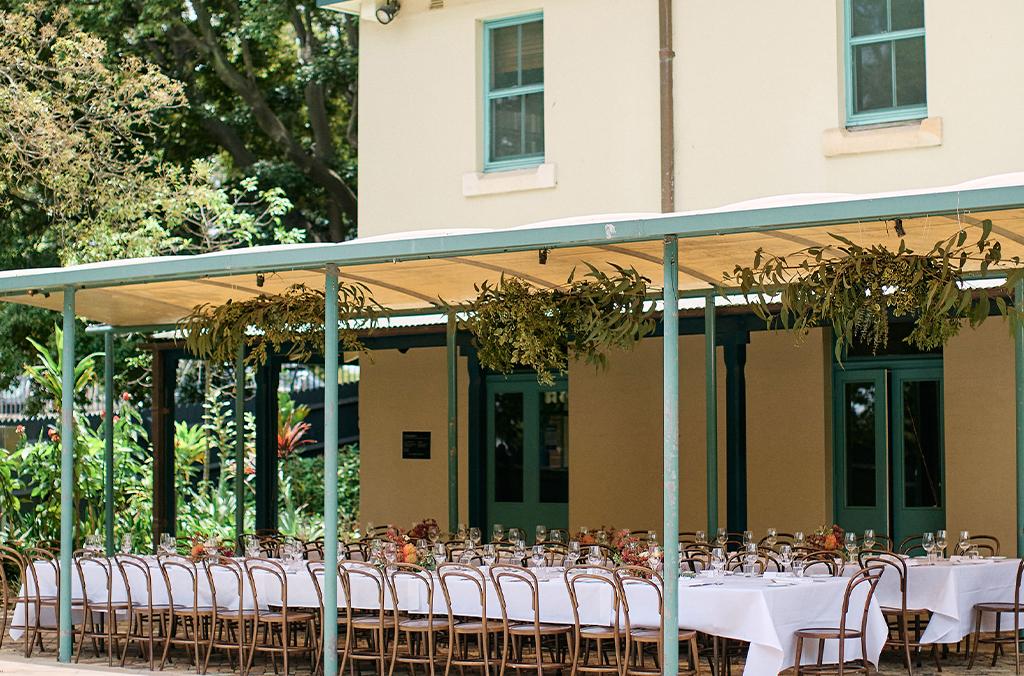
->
[723,221,1024,361]
[459,263,656,385]
[180,282,383,365]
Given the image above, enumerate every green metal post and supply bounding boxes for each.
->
[447,311,459,533]
[104,331,115,555]
[235,344,246,549]
[323,265,340,676]
[1016,279,1024,557]
[58,287,76,662]
[662,237,680,674]
[705,291,718,536]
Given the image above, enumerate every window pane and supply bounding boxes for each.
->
[523,92,544,156]
[894,37,926,107]
[490,96,524,160]
[520,20,543,86]
[854,42,893,113]
[494,393,524,503]
[538,389,568,503]
[901,380,942,508]
[891,0,924,31]
[851,0,887,36]
[845,382,878,508]
[490,25,519,90]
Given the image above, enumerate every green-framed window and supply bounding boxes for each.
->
[483,13,544,172]
[844,0,926,126]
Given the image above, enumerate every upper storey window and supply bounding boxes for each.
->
[483,13,544,171]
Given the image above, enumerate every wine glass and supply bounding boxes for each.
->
[536,525,548,544]
[587,545,603,567]
[935,530,947,559]
[844,532,857,562]
[531,545,546,568]
[742,530,754,547]
[766,528,778,550]
[922,532,936,562]
[743,543,758,576]
[695,530,706,544]
[469,527,482,547]
[549,529,564,544]
[482,544,497,567]
[649,545,664,573]
[647,530,658,546]
[509,528,523,544]
[567,540,581,566]
[433,542,447,563]
[457,523,468,540]
[513,539,527,564]
[160,533,174,556]
[596,530,609,546]
[794,531,805,547]
[427,524,440,543]
[120,533,132,556]
[716,528,727,547]
[245,536,261,559]
[204,536,219,560]
[959,530,970,555]
[384,541,398,567]
[779,544,793,573]
[492,523,505,542]
[710,547,726,578]
[863,529,876,551]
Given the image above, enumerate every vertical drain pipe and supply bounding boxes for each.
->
[659,0,675,213]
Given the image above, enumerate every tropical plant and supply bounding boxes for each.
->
[23,327,101,414]
[460,264,656,385]
[724,224,1024,360]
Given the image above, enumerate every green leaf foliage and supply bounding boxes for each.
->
[459,264,656,385]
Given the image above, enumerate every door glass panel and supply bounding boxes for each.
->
[494,392,524,502]
[845,381,878,507]
[538,389,568,503]
[901,379,942,508]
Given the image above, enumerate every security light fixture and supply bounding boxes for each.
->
[256,273,265,288]
[894,218,906,238]
[376,1,400,24]
[538,248,549,265]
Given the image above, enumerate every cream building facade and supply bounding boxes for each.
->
[324,0,1024,549]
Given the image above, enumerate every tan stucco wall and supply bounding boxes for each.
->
[745,329,833,534]
[358,348,470,529]
[944,322,1017,553]
[567,336,727,533]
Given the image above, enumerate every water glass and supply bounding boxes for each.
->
[246,536,262,559]
[587,545,603,567]
[427,524,440,543]
[716,528,727,547]
[549,529,564,544]
[492,523,505,542]
[469,527,482,547]
[794,531,805,546]
[935,530,947,558]
[536,525,548,544]
[120,533,132,555]
[384,541,398,567]
[567,540,581,565]
[482,544,497,567]
[710,547,726,577]
[742,530,754,547]
[513,540,527,564]
[433,542,447,563]
[779,544,793,572]
[647,530,658,546]
[793,557,806,578]
[743,543,758,576]
[457,523,468,540]
[531,545,546,568]
[863,529,876,550]
[766,528,778,549]
[509,528,523,544]
[159,533,175,556]
[695,530,706,544]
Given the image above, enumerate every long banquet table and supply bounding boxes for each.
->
[12,559,886,676]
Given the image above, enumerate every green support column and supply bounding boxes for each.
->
[104,331,115,555]
[323,265,340,676]
[235,344,246,549]
[705,292,718,536]
[447,311,459,533]
[58,287,76,662]
[1016,279,1024,557]
[662,236,680,674]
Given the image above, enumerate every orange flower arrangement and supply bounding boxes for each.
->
[807,524,845,551]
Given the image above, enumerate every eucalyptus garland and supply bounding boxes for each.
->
[724,221,1024,360]
[180,282,382,365]
[460,263,656,385]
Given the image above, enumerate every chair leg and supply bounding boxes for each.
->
[794,636,804,676]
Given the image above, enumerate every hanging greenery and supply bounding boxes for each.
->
[723,221,1024,361]
[459,263,656,385]
[180,282,383,365]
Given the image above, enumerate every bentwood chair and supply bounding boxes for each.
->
[490,564,572,675]
[564,565,627,675]
[438,563,502,675]
[898,535,927,557]
[23,549,80,657]
[858,534,894,552]
[345,560,396,676]
[75,554,130,664]
[858,552,940,675]
[792,565,885,676]
[799,551,845,577]
[615,565,700,675]
[306,561,353,676]
[116,553,170,669]
[158,555,214,671]
[0,544,24,651]
[725,550,781,575]
[957,535,1001,558]
[389,562,446,675]
[758,533,796,550]
[245,557,317,675]
[204,557,253,675]
[968,558,1024,673]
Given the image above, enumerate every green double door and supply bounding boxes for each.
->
[834,359,945,544]
[486,375,569,537]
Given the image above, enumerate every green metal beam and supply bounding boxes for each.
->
[234,344,246,549]
[705,292,718,535]
[104,332,115,556]
[58,287,75,662]
[662,236,679,674]
[322,264,340,676]
[1,183,1022,296]
[1016,278,1024,557]
[447,311,459,533]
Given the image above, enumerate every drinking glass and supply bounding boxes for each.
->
[647,530,658,546]
[935,530,947,559]
[793,557,806,578]
[766,528,777,550]
[695,530,706,544]
[959,530,970,555]
[509,528,523,544]
[794,531,805,546]
[531,545,546,568]
[587,546,603,567]
[922,532,936,562]
[716,528,727,547]
[120,533,132,555]
[469,527,482,547]
[596,530,609,545]
[844,532,858,562]
[482,544,497,567]
[779,544,793,573]
[550,530,564,544]
[742,530,754,547]
[204,536,219,560]
[492,523,505,542]
[710,548,726,577]
[863,529,876,551]
[384,541,398,567]
[427,524,440,543]
[743,543,758,576]
[649,545,664,573]
[457,523,468,540]
[434,542,447,563]
[536,525,548,544]
[160,533,174,556]
[567,540,581,566]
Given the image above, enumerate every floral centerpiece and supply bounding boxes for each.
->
[807,524,845,551]
[373,519,441,569]
[578,526,630,549]
[187,533,233,560]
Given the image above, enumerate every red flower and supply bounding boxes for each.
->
[244,465,255,475]
[47,428,60,443]
[113,415,120,423]
[14,425,24,435]
[121,392,132,401]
